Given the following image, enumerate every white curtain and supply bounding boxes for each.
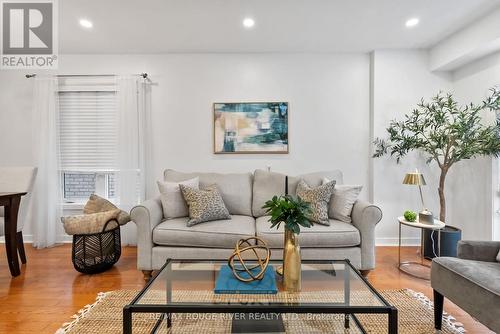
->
[31,78,62,248]
[116,76,149,245]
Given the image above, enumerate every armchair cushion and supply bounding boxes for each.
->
[433,257,500,296]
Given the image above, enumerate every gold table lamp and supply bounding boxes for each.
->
[403,170,434,224]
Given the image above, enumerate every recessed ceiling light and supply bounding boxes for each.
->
[79,19,93,29]
[243,18,255,29]
[405,17,419,28]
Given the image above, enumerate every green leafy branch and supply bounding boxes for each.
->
[262,195,312,234]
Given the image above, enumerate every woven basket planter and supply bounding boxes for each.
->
[72,219,121,274]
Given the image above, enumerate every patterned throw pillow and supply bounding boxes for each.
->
[296,179,336,226]
[179,184,231,227]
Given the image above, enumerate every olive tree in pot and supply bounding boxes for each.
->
[373,88,500,223]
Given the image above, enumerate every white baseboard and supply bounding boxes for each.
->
[0,234,73,244]
[1,235,420,246]
[375,237,420,246]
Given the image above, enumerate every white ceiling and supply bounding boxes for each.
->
[60,0,500,54]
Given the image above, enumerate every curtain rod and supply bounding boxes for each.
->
[25,73,148,78]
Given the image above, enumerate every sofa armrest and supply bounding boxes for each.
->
[457,240,500,263]
[130,197,163,270]
[351,200,382,270]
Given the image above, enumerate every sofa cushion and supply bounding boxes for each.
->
[252,170,297,217]
[298,170,344,188]
[252,169,344,217]
[153,215,256,248]
[255,216,360,248]
[164,169,253,216]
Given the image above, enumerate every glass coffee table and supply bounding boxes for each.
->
[123,259,397,334]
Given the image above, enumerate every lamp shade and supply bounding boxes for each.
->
[402,172,426,186]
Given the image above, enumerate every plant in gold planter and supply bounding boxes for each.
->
[263,195,312,292]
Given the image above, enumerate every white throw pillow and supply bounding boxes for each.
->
[157,177,199,219]
[323,177,362,223]
[497,250,500,263]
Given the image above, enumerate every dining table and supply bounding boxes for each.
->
[1,192,27,277]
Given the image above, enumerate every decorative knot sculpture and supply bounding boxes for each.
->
[228,237,271,282]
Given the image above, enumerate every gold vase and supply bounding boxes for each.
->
[283,229,301,292]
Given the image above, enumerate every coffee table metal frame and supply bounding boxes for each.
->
[123,259,398,334]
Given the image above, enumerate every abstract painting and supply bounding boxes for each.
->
[214,102,289,154]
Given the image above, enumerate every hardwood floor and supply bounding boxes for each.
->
[0,245,494,333]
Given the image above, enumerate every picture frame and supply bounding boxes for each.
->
[213,102,289,154]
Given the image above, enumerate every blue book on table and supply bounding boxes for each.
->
[214,265,278,294]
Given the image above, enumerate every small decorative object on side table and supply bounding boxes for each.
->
[402,170,434,224]
[398,216,445,280]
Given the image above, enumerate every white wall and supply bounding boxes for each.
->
[452,51,500,241]
[0,53,371,241]
[371,50,453,245]
[1,50,497,245]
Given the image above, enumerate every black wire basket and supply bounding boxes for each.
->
[72,219,121,274]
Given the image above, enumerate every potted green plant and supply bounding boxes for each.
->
[374,88,500,223]
[263,195,312,292]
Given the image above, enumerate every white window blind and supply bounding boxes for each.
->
[58,91,118,171]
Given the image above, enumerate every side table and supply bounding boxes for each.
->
[398,217,445,280]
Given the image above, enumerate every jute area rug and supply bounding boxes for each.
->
[57,289,466,333]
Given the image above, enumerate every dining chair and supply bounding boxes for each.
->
[0,167,38,264]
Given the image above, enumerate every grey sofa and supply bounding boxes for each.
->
[131,169,382,279]
[431,240,500,332]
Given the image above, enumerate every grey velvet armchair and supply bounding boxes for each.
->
[431,240,500,333]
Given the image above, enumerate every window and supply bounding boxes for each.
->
[58,78,118,204]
